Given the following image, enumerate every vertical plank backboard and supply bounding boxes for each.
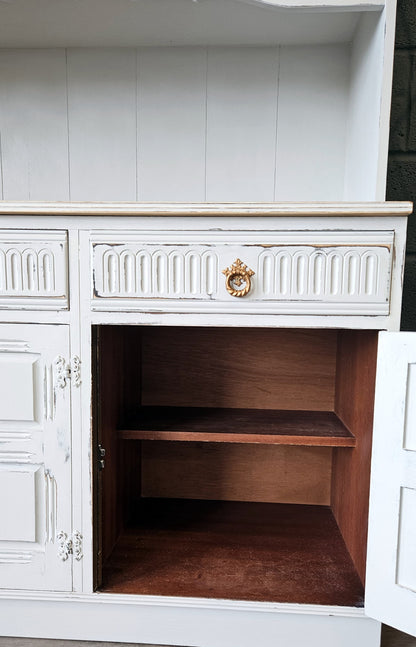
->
[67,49,137,201]
[366,332,416,637]
[137,47,207,201]
[275,45,349,200]
[0,49,69,201]
[206,47,279,202]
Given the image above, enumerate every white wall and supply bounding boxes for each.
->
[0,46,349,203]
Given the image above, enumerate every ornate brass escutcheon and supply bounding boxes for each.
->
[222,258,255,297]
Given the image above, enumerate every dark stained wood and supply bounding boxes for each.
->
[141,327,338,411]
[100,499,364,607]
[119,407,355,447]
[332,330,378,585]
[95,325,142,565]
[142,442,332,504]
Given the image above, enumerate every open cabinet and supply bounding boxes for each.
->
[94,326,377,608]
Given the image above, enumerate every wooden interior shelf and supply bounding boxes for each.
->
[118,407,356,447]
[100,499,365,607]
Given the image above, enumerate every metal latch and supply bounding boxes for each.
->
[54,355,81,388]
[98,444,106,471]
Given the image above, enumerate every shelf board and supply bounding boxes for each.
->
[0,0,381,48]
[118,407,356,447]
[100,499,364,606]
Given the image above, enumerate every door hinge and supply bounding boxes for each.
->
[56,530,83,561]
[54,355,81,388]
[98,444,106,471]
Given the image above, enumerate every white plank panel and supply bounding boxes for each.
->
[0,50,69,201]
[137,47,206,201]
[67,48,137,201]
[206,47,279,202]
[275,45,349,200]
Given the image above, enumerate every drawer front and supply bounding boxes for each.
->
[0,230,68,310]
[91,230,394,315]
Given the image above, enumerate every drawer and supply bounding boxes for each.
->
[0,230,68,310]
[90,230,394,316]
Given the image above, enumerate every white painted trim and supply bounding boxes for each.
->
[0,201,412,217]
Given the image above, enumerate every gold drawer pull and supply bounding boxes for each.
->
[222,258,255,298]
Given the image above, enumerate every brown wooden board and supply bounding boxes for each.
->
[141,442,332,505]
[332,330,378,585]
[141,327,337,411]
[119,406,355,446]
[100,499,364,607]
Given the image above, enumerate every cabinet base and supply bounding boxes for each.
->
[0,594,381,647]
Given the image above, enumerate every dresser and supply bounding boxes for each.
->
[0,1,414,646]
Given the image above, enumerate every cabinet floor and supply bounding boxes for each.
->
[100,499,364,606]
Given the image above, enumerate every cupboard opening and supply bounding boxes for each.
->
[93,325,378,606]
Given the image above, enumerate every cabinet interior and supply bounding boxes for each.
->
[93,325,378,606]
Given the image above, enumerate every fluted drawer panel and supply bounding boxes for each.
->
[0,230,68,309]
[91,230,394,315]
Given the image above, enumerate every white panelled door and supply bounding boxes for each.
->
[0,324,72,591]
[366,332,416,637]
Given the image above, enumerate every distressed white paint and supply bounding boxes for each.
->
[0,203,411,644]
[91,229,393,315]
[0,230,68,309]
[0,323,72,592]
[366,332,416,637]
[0,594,381,647]
[0,49,69,201]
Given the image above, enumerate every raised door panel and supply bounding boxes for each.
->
[366,332,416,637]
[0,324,72,591]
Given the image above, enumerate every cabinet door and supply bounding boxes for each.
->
[366,332,416,636]
[0,324,72,591]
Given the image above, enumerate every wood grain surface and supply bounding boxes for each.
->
[141,442,332,504]
[141,327,338,411]
[332,329,378,584]
[101,499,364,606]
[119,406,355,446]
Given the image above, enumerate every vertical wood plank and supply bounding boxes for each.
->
[0,49,69,200]
[67,48,137,201]
[206,47,279,202]
[275,45,349,201]
[332,330,378,585]
[137,47,206,201]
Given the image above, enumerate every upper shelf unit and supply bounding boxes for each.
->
[0,0,397,203]
[0,0,386,48]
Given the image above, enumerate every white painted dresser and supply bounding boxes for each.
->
[0,1,415,646]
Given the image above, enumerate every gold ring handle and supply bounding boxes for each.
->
[222,259,255,298]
